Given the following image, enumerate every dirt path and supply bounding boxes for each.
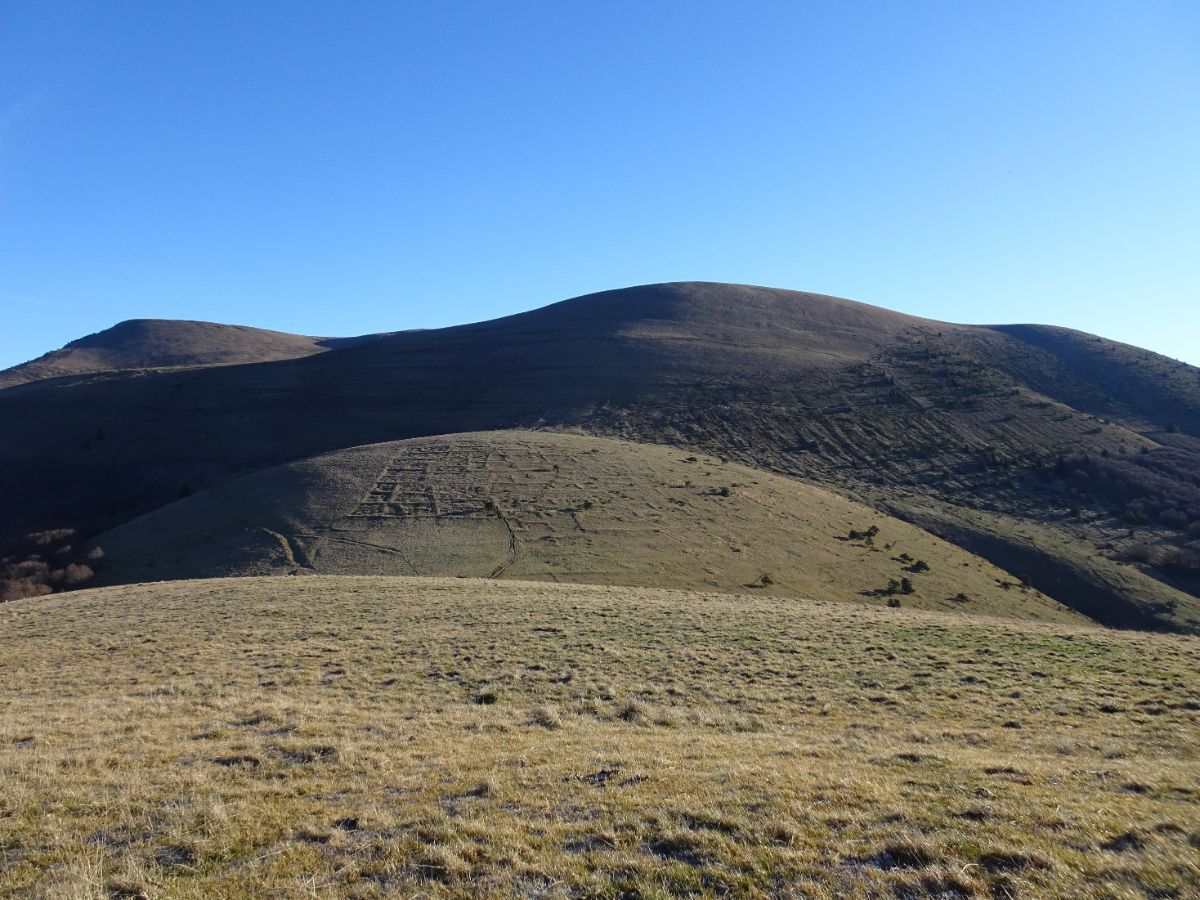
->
[489,508,519,578]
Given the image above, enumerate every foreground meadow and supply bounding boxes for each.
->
[1,577,1197,898]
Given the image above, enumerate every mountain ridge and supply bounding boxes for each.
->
[0,318,392,390]
[1,281,1196,630]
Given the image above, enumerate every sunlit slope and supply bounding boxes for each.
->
[2,577,1196,897]
[88,431,1079,622]
[0,318,384,390]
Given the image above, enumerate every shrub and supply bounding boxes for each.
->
[27,529,76,547]
[0,578,53,603]
[617,700,648,724]
[61,564,94,586]
[886,597,902,608]
[1121,544,1200,577]
[849,525,881,542]
[1050,449,1200,533]
[1159,508,1189,528]
[1,529,101,602]
[528,706,562,730]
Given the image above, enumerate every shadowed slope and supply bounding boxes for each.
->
[977,323,1200,436]
[1,282,1197,628]
[86,431,1079,623]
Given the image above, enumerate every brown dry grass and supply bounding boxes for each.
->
[1,576,1197,898]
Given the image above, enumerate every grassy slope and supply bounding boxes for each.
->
[87,431,1080,624]
[1,282,1196,628]
[1,577,1197,898]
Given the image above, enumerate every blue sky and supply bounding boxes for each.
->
[1,1,1197,367]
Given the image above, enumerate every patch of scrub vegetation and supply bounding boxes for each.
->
[1,576,1197,897]
[0,528,104,602]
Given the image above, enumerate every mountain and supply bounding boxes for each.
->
[0,318,388,390]
[84,430,1080,623]
[1,282,1196,629]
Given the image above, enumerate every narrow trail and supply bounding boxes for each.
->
[488,508,518,578]
[259,527,312,571]
[209,483,314,573]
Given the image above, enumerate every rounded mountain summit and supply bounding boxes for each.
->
[2,282,1197,630]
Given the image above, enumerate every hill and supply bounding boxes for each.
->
[1,577,1196,897]
[0,318,387,390]
[86,430,1080,623]
[1,282,1197,629]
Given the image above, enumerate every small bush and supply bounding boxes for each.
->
[528,706,562,730]
[27,529,76,547]
[1159,508,1189,528]
[617,700,648,724]
[886,597,902,608]
[61,564,94,586]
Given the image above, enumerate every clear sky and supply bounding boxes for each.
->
[1,1,1197,368]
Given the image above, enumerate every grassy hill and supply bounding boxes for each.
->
[86,431,1080,623]
[1,282,1196,628]
[0,319,388,390]
[1,577,1196,897]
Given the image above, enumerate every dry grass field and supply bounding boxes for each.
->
[2,577,1196,898]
